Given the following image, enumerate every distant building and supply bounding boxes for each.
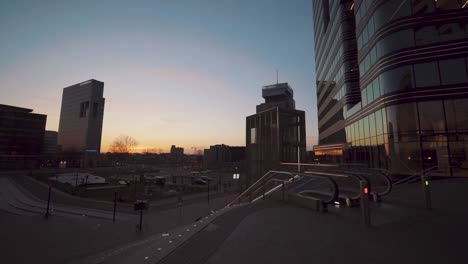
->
[57,79,105,167]
[42,130,58,157]
[203,144,246,170]
[0,104,46,170]
[246,83,306,186]
[170,145,184,156]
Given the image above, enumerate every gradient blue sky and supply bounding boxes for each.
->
[0,0,317,153]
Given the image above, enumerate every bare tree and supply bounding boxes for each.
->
[109,135,138,153]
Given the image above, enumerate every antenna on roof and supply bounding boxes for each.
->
[276,69,279,84]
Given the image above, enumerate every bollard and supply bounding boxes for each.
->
[360,181,371,227]
[372,193,381,203]
[113,191,117,223]
[421,174,432,210]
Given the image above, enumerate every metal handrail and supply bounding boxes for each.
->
[225,170,293,207]
[393,166,438,185]
[225,170,339,207]
[303,169,369,200]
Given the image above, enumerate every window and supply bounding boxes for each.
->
[415,26,439,46]
[370,46,377,65]
[363,116,370,138]
[438,23,467,42]
[366,84,374,103]
[445,98,468,131]
[250,128,256,144]
[436,0,463,10]
[414,62,440,87]
[369,112,377,137]
[368,15,375,38]
[358,118,364,140]
[352,123,357,142]
[380,66,414,93]
[361,89,368,106]
[382,107,388,134]
[375,109,384,135]
[378,29,415,58]
[322,0,330,32]
[386,103,419,136]
[439,58,468,85]
[372,78,381,99]
[346,126,351,143]
[418,101,446,134]
[79,101,89,118]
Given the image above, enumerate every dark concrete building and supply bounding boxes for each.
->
[0,104,46,170]
[246,83,306,186]
[170,145,184,156]
[57,79,105,167]
[203,144,245,170]
[313,0,468,177]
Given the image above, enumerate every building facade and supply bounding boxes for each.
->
[57,79,105,167]
[246,83,306,186]
[313,0,468,177]
[0,104,46,170]
[42,130,58,156]
[203,144,246,170]
[170,145,184,156]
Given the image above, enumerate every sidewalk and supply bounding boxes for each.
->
[0,189,236,264]
[160,178,468,264]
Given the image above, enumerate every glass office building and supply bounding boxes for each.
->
[313,0,468,177]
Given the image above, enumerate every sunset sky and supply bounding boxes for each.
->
[0,0,317,153]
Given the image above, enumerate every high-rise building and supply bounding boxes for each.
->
[312,0,468,177]
[0,104,46,170]
[246,83,306,186]
[57,79,105,167]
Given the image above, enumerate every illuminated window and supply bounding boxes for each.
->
[250,128,256,144]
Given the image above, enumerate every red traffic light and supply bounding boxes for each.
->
[363,187,369,194]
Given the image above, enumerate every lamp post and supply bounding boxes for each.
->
[45,185,52,218]
[297,116,301,173]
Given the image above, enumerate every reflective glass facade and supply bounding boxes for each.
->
[313,0,468,176]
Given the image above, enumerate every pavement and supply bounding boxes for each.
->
[0,173,237,264]
[2,172,468,264]
[157,178,468,264]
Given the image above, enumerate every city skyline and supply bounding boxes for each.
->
[0,0,317,153]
